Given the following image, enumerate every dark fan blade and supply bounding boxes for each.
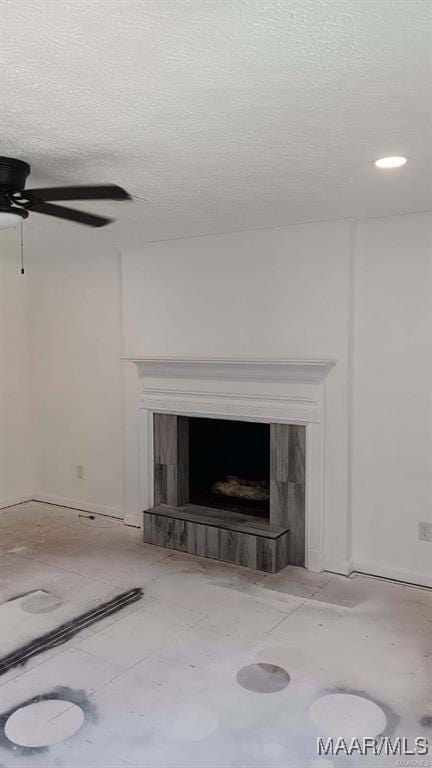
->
[29,201,113,227]
[24,184,130,202]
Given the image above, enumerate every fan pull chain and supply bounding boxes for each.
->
[20,220,24,275]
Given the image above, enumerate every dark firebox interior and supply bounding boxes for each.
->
[188,417,270,518]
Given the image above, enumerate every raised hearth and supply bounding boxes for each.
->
[144,504,289,572]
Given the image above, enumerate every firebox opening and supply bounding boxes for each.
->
[188,417,270,518]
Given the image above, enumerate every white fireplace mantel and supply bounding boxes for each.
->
[121,356,335,384]
[122,356,336,573]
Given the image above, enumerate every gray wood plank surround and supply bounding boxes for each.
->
[148,414,306,572]
[270,423,305,566]
[153,413,189,507]
[143,506,289,573]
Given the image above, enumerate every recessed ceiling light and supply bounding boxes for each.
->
[374,156,407,169]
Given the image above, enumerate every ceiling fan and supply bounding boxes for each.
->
[0,156,131,230]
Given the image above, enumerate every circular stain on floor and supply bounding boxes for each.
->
[309,693,387,741]
[5,700,84,747]
[236,663,291,693]
[21,592,63,614]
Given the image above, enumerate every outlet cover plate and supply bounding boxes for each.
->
[418,521,432,542]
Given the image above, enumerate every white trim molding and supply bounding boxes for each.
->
[139,389,321,424]
[122,357,336,572]
[121,357,335,384]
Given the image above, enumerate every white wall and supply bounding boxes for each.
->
[352,212,432,586]
[28,228,124,517]
[122,220,353,573]
[122,214,432,584]
[0,230,33,507]
[4,211,431,585]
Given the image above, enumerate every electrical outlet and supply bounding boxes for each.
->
[418,521,432,542]
[76,465,84,480]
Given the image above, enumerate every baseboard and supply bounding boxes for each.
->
[32,494,123,520]
[124,512,142,528]
[323,558,353,577]
[0,495,33,511]
[352,561,432,589]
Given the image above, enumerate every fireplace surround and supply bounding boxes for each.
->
[122,357,335,573]
[144,413,305,571]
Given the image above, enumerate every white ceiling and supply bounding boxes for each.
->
[2,0,432,241]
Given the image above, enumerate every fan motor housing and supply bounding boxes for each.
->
[0,157,31,192]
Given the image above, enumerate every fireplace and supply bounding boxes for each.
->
[188,417,270,519]
[144,411,306,572]
[124,357,335,574]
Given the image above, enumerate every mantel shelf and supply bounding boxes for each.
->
[121,357,336,384]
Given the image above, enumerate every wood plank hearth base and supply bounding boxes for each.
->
[143,504,290,573]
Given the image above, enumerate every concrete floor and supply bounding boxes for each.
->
[0,501,431,767]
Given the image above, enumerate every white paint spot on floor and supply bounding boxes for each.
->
[5,699,84,747]
[158,704,219,742]
[309,693,387,741]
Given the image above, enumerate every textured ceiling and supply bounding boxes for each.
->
[2,0,432,240]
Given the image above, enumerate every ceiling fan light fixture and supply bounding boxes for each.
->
[0,156,130,228]
[0,207,28,230]
[374,156,407,169]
